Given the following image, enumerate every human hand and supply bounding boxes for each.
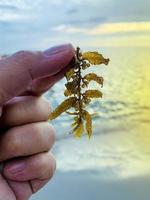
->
[0,44,74,200]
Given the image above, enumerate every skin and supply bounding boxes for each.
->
[0,44,75,200]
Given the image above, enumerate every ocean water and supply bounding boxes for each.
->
[0,1,150,199]
[31,46,150,200]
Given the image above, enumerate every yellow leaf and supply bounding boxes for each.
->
[65,68,75,81]
[71,116,80,127]
[65,80,78,91]
[84,73,104,87]
[84,90,103,98]
[82,52,109,65]
[84,111,92,138]
[71,121,78,127]
[49,97,77,120]
[64,89,72,97]
[73,121,84,138]
[71,119,79,128]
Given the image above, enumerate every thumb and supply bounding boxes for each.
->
[0,44,75,105]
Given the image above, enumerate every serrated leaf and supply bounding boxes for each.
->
[84,73,104,87]
[84,111,92,138]
[65,68,75,81]
[49,97,77,120]
[82,52,109,65]
[84,90,103,98]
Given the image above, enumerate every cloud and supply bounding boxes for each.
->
[52,21,150,35]
[64,0,150,25]
[52,24,86,34]
[0,1,37,22]
[66,16,107,27]
[53,125,150,180]
[88,22,150,35]
[0,0,30,10]
[66,8,78,14]
[0,5,19,11]
[0,13,25,22]
[84,35,150,47]
[51,21,150,47]
[1,0,150,52]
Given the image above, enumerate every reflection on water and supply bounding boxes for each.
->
[31,46,150,200]
[44,47,150,179]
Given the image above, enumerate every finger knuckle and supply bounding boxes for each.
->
[14,50,43,64]
[42,97,52,112]
[13,51,43,78]
[41,153,56,179]
[46,123,56,146]
[6,130,21,156]
[33,122,55,150]
[40,97,52,119]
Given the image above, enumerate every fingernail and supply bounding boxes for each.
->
[44,43,73,56]
[7,162,25,175]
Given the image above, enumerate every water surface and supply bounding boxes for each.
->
[32,47,150,200]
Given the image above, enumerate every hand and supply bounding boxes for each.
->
[0,44,74,200]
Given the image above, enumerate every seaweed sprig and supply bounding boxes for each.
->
[49,47,109,138]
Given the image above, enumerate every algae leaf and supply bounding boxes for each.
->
[84,90,103,98]
[49,97,77,120]
[73,122,84,138]
[82,52,109,65]
[49,47,109,138]
[84,73,104,87]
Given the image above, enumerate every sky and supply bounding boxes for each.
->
[0,0,150,53]
[1,1,150,200]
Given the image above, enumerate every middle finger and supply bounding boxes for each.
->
[0,122,55,162]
